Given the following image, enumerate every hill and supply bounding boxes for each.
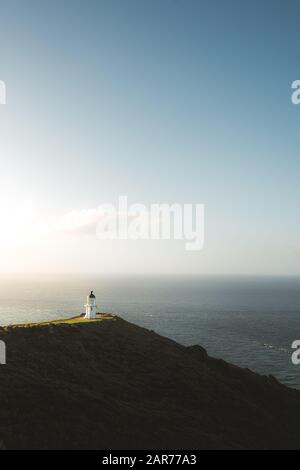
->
[0,315,299,449]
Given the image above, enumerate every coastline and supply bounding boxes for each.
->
[0,315,299,449]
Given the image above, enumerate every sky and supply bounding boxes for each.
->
[0,0,300,275]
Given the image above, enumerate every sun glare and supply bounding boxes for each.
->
[0,196,35,244]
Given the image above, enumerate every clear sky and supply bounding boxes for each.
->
[0,0,299,275]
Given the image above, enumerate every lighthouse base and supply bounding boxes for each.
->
[84,306,97,320]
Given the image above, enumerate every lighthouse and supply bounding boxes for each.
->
[84,291,97,319]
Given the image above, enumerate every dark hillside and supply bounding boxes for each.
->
[0,316,299,449]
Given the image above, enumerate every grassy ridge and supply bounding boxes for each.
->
[4,313,115,329]
[0,316,299,449]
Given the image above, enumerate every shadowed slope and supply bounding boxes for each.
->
[0,316,299,449]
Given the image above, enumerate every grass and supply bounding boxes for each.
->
[3,314,115,329]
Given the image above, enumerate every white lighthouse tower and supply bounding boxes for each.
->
[84,291,97,319]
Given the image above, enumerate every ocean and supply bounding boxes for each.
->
[0,274,299,389]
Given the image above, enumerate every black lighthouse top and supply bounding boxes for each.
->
[89,291,95,298]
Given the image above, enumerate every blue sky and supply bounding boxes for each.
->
[0,0,299,274]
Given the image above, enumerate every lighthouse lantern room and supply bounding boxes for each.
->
[85,291,97,319]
